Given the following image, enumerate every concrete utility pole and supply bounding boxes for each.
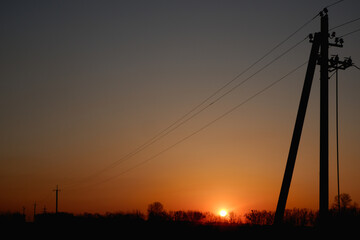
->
[318,9,346,222]
[53,185,60,214]
[274,32,321,224]
[274,8,350,225]
[319,9,329,222]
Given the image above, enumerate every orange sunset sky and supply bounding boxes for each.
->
[1,0,360,219]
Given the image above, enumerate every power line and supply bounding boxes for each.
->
[339,27,360,38]
[119,36,308,161]
[330,16,360,31]
[206,37,307,106]
[80,60,309,188]
[325,0,346,9]
[64,17,317,188]
[353,64,360,70]
[64,4,340,191]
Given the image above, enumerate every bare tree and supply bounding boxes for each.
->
[172,210,188,221]
[332,193,353,212]
[244,210,273,225]
[228,211,241,224]
[147,202,167,221]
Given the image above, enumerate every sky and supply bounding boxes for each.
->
[1,0,360,219]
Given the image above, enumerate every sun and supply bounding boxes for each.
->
[219,209,228,217]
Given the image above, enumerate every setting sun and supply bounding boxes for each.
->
[219,209,228,217]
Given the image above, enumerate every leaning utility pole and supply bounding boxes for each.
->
[53,185,60,214]
[274,32,321,224]
[274,8,350,225]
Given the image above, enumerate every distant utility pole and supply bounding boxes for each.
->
[33,201,37,220]
[274,8,351,225]
[53,185,61,214]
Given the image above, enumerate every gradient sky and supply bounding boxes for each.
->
[1,0,360,219]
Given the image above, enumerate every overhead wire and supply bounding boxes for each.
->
[65,36,307,189]
[330,16,360,31]
[325,0,346,9]
[353,64,360,70]
[64,14,320,188]
[64,37,308,189]
[339,27,360,38]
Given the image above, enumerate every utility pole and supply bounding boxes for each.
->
[274,8,351,225]
[274,32,321,224]
[319,8,329,222]
[53,185,60,214]
[318,9,347,222]
[33,201,37,221]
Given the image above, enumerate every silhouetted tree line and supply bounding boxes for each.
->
[2,194,359,230]
[0,211,25,225]
[33,210,146,226]
[244,194,360,227]
[244,208,317,226]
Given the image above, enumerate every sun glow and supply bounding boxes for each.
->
[219,209,227,217]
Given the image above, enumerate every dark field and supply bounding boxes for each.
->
[1,209,359,239]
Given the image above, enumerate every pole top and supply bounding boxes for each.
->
[320,8,328,17]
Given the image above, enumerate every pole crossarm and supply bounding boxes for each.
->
[329,55,353,72]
